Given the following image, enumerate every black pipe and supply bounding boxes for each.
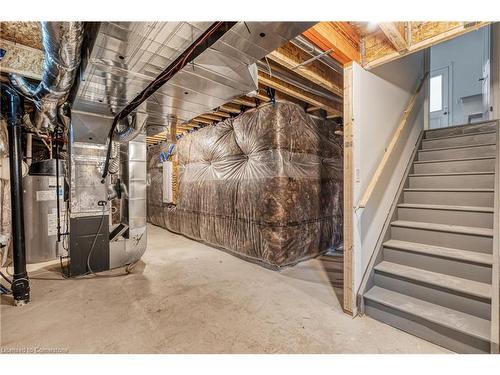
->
[101,21,237,181]
[55,125,61,243]
[0,84,30,305]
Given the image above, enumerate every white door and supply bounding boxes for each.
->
[481,26,491,121]
[481,59,490,120]
[429,66,450,129]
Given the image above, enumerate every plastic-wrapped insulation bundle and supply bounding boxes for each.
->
[147,101,343,269]
[0,119,11,266]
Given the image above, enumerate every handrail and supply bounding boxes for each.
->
[490,119,499,353]
[357,72,428,209]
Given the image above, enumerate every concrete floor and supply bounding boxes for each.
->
[1,224,448,353]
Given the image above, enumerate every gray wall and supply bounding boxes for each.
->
[350,51,425,296]
[431,26,490,126]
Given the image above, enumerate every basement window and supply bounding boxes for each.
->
[429,74,443,112]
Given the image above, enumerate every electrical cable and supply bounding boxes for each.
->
[0,270,12,284]
[1,283,12,295]
[86,202,107,275]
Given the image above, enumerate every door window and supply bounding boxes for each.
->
[430,74,443,112]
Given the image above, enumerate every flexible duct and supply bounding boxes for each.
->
[103,69,148,143]
[9,22,84,131]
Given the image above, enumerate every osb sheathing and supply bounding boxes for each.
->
[0,39,44,80]
[0,21,42,50]
[362,30,395,64]
[411,22,463,44]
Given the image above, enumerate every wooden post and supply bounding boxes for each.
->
[343,63,354,314]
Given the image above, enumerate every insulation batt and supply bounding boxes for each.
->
[147,102,343,269]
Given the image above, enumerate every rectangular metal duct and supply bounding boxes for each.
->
[72,22,315,128]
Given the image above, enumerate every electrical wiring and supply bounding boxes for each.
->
[85,203,107,276]
[0,283,11,295]
[0,269,12,284]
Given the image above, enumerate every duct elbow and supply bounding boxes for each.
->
[113,112,148,143]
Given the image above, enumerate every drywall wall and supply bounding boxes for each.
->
[350,52,425,301]
[430,26,490,126]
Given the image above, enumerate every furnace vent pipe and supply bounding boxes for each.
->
[9,22,84,131]
[0,85,30,306]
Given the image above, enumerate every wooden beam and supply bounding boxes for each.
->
[378,22,408,53]
[170,122,177,143]
[219,104,242,114]
[266,42,343,97]
[364,21,490,69]
[306,106,321,113]
[193,117,213,125]
[248,91,270,102]
[303,22,361,65]
[258,71,343,116]
[199,113,223,122]
[232,97,256,107]
[213,110,231,118]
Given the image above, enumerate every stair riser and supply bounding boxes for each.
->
[383,248,492,283]
[418,145,496,161]
[373,272,491,320]
[364,300,490,353]
[397,207,494,228]
[425,122,497,139]
[422,133,496,149]
[408,174,494,189]
[413,158,495,174]
[391,226,493,253]
[403,190,494,206]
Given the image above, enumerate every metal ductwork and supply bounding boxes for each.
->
[9,22,84,131]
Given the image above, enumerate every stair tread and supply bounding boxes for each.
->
[418,143,496,153]
[404,188,494,192]
[391,220,494,237]
[414,156,495,164]
[383,239,493,265]
[425,120,497,134]
[397,203,494,213]
[364,286,491,341]
[374,261,492,300]
[422,130,497,142]
[409,171,494,177]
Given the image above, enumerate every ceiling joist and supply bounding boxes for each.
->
[258,71,342,117]
[362,21,490,69]
[303,22,361,65]
[378,22,408,53]
[266,42,343,97]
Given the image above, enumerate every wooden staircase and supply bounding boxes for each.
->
[362,120,499,353]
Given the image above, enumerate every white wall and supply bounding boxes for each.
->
[431,26,490,126]
[350,52,425,303]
